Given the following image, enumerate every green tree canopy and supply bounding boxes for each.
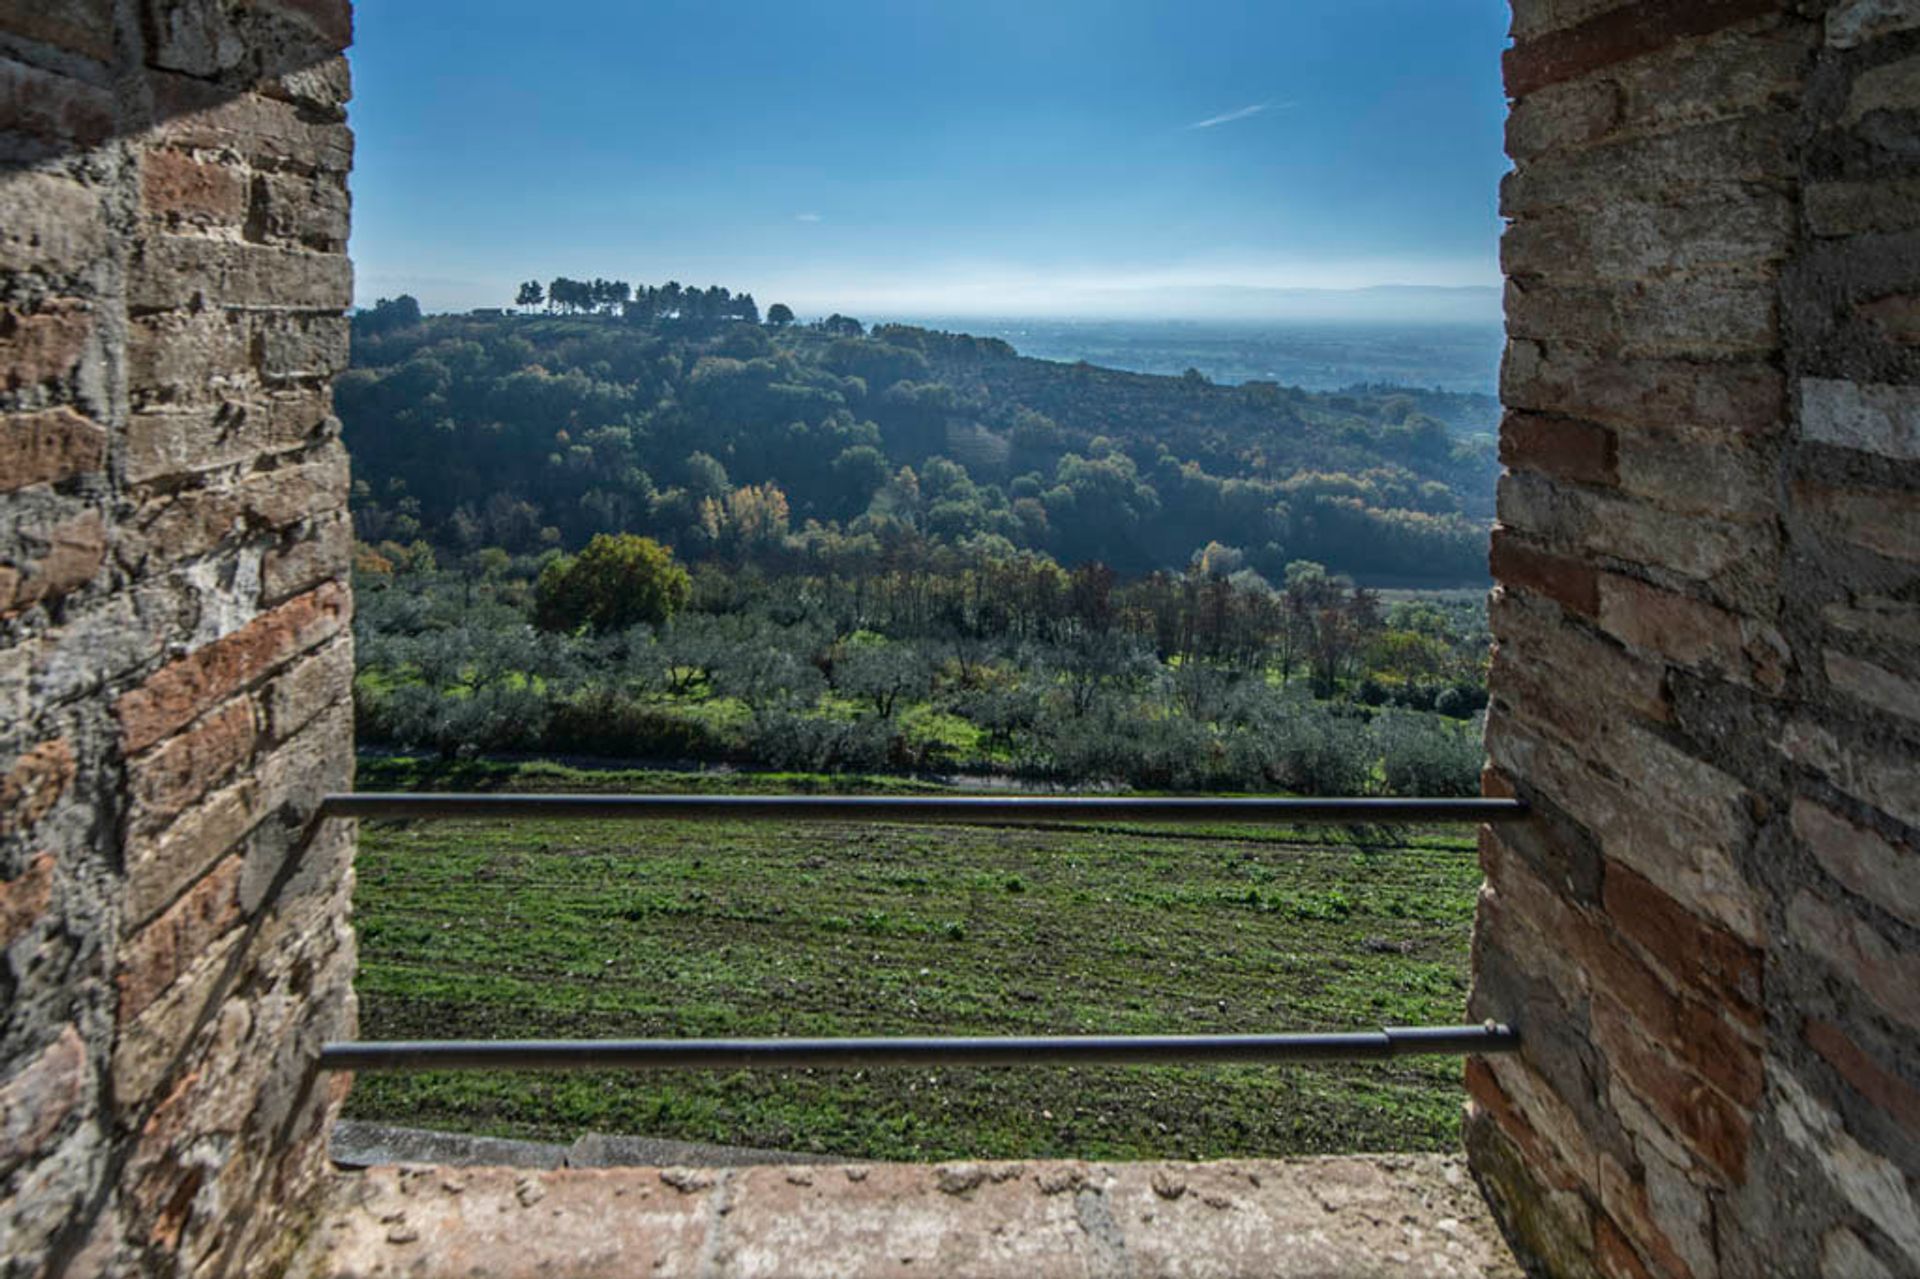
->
[534,533,691,633]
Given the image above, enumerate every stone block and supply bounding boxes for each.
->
[253,168,352,252]
[1502,341,1785,433]
[1798,378,1920,460]
[1827,0,1920,46]
[0,1026,87,1180]
[1490,585,1671,727]
[1614,426,1775,522]
[1846,51,1920,124]
[262,634,349,743]
[117,854,243,1023]
[0,302,93,391]
[1777,718,1920,828]
[111,928,245,1105]
[115,580,347,753]
[128,236,353,313]
[1504,192,1794,281]
[1505,271,1779,359]
[258,313,349,382]
[128,696,257,828]
[1774,1073,1920,1269]
[1609,20,1815,135]
[125,775,260,928]
[262,507,350,603]
[1502,115,1794,216]
[1793,480,1920,563]
[1789,891,1920,1032]
[151,78,354,173]
[0,167,106,278]
[1860,293,1920,346]
[1507,76,1622,160]
[1597,573,1784,691]
[1793,798,1920,928]
[1825,648,1920,724]
[0,409,107,493]
[1806,177,1920,236]
[126,391,331,484]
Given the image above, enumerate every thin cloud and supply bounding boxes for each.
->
[1188,100,1288,130]
[794,212,823,223]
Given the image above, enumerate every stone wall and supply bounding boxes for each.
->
[1472,1,1920,1276]
[0,2,355,1274]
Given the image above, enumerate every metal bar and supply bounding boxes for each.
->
[320,793,1527,825]
[318,1025,1519,1073]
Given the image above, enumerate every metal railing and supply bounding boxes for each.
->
[318,792,1524,1073]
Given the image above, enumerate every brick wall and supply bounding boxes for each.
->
[1,3,355,1274]
[1474,1,1920,1276]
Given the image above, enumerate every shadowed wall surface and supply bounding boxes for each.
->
[1472,1,1920,1276]
[1,2,356,1274]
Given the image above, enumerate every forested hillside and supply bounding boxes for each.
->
[340,293,1497,585]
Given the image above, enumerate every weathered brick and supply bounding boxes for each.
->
[1491,528,1600,617]
[1805,1018,1920,1139]
[1595,1155,1697,1279]
[0,302,92,390]
[1501,411,1618,486]
[259,0,352,47]
[0,852,55,950]
[0,60,112,157]
[1793,798,1920,929]
[1592,993,1752,1182]
[1487,715,1764,941]
[1593,1215,1656,1279]
[0,508,106,616]
[258,313,349,383]
[0,408,107,492]
[1774,1075,1920,1272]
[1504,0,1785,97]
[141,147,248,225]
[1789,890,1920,1031]
[127,308,253,406]
[0,1026,87,1178]
[128,236,353,313]
[0,739,76,838]
[1503,341,1786,433]
[1491,586,1671,725]
[1609,20,1815,136]
[117,855,244,1024]
[115,581,348,753]
[1806,177,1920,237]
[1860,292,1920,346]
[1794,480,1920,562]
[1799,377,1920,460]
[1828,0,1920,47]
[129,697,257,827]
[1603,861,1763,1020]
[112,928,245,1105]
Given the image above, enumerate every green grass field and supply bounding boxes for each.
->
[345,759,1483,1161]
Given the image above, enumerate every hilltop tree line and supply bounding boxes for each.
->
[341,290,1498,588]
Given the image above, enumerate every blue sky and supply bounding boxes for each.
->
[347,1,1511,318]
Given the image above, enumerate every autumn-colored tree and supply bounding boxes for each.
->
[534,533,691,633]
